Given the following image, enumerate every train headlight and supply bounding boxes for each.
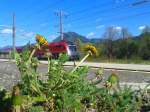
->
[67,48,71,56]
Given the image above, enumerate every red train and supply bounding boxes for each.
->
[34,41,80,60]
[0,41,80,60]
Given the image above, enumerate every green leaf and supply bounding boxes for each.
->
[12,96,23,106]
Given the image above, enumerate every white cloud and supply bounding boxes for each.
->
[115,26,122,31]
[22,32,35,38]
[96,25,105,29]
[86,32,95,38]
[0,28,12,34]
[0,25,10,28]
[138,25,146,30]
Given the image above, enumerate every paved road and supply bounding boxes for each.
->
[0,61,20,90]
[0,59,150,90]
[39,64,150,90]
[1,59,150,72]
[40,61,150,72]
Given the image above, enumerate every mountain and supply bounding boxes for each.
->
[52,32,101,43]
[0,46,12,50]
[89,38,104,43]
[0,46,12,53]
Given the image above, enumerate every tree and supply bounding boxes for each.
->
[120,28,132,59]
[141,25,150,34]
[75,38,82,52]
[103,26,119,60]
[139,32,150,60]
[127,39,139,58]
[75,38,85,58]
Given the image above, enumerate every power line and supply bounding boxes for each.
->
[39,0,113,26]
[68,10,150,30]
[68,5,131,24]
[17,2,129,32]
[19,0,62,22]
[69,0,113,16]
[38,5,147,32]
[27,0,114,29]
[132,0,149,6]
[67,2,134,24]
[64,0,149,28]
[34,1,127,32]
[66,0,149,24]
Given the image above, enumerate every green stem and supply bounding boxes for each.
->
[48,56,52,73]
[29,48,36,62]
[71,53,90,73]
[31,83,51,109]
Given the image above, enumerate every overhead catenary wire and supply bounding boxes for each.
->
[19,0,147,30]
[21,0,62,20]
[39,0,116,26]
[36,8,150,34]
[66,1,143,24]
[132,0,149,6]
[67,10,150,30]
[19,0,114,27]
[32,2,134,31]
[68,0,114,16]
[63,0,149,29]
[28,1,149,30]
[67,4,131,24]
[62,0,149,26]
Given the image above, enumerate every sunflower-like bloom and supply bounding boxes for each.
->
[84,45,98,56]
[71,45,98,73]
[36,34,49,46]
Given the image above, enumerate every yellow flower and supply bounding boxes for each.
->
[71,45,98,73]
[36,34,49,46]
[84,45,98,56]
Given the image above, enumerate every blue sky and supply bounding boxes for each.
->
[0,0,150,47]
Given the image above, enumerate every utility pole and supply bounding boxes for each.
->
[12,13,16,56]
[59,11,63,40]
[55,10,67,41]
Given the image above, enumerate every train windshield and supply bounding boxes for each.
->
[68,45,77,52]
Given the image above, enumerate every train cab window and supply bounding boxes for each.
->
[69,46,77,52]
[56,45,65,49]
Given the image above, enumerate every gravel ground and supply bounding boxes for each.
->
[0,61,150,90]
